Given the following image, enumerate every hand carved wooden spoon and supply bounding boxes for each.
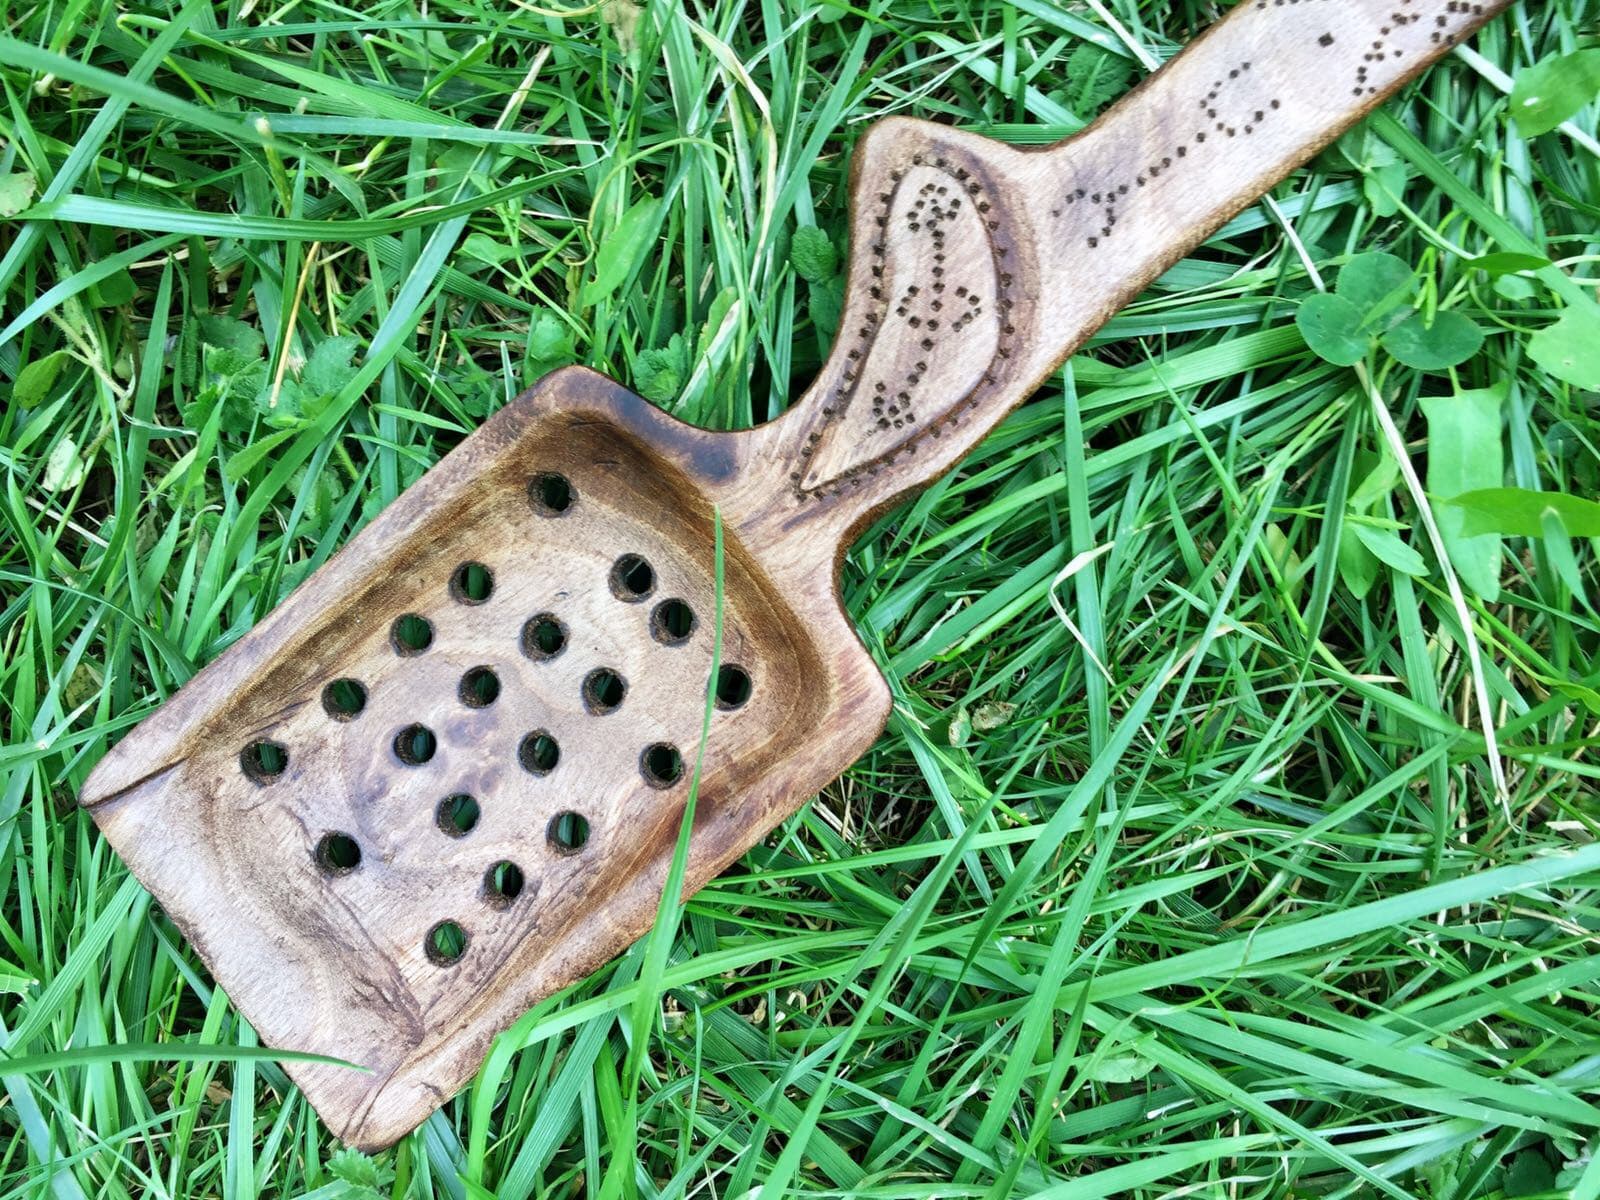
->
[82,0,1510,1149]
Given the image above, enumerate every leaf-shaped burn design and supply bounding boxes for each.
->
[794,154,1016,499]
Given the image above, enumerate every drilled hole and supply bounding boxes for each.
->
[530,472,573,515]
[521,613,567,661]
[519,730,560,775]
[650,599,696,645]
[450,561,494,605]
[548,811,590,854]
[583,668,626,714]
[437,793,480,837]
[459,666,501,708]
[640,742,683,788]
[394,723,437,765]
[425,921,468,966]
[322,678,367,720]
[609,554,655,601]
[391,613,434,656]
[483,860,524,908]
[240,739,288,783]
[715,665,753,710]
[315,832,361,873]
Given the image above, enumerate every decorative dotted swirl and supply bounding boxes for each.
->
[791,150,1025,502]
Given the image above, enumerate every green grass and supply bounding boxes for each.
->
[3,1,1600,1196]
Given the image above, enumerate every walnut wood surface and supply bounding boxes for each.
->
[82,0,1510,1150]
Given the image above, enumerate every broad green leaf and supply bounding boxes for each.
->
[1420,1148,1469,1198]
[1421,389,1503,601]
[635,332,688,403]
[1494,273,1537,302]
[459,232,514,267]
[1362,160,1407,218]
[789,226,838,284]
[287,462,344,538]
[947,705,971,747]
[527,307,577,376]
[1296,293,1366,365]
[63,660,102,709]
[254,338,359,431]
[971,701,1016,732]
[433,143,481,195]
[1338,524,1381,599]
[1336,251,1413,321]
[198,314,265,358]
[1265,523,1304,605]
[810,276,844,340]
[202,342,267,393]
[255,377,307,429]
[43,435,86,492]
[1447,487,1600,538]
[580,196,661,307]
[1505,1148,1557,1196]
[89,267,136,308]
[1332,123,1401,172]
[1470,251,1552,275]
[1528,306,1600,389]
[0,171,35,218]
[1086,1053,1157,1084]
[1541,507,1588,603]
[697,285,737,358]
[1381,309,1483,371]
[13,348,69,408]
[1349,449,1400,512]
[301,335,362,399]
[1510,48,1600,137]
[1065,41,1133,115]
[1352,523,1427,576]
[1555,681,1600,718]
[196,339,267,438]
[328,1146,396,1192]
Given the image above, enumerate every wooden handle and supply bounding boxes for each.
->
[750,0,1509,538]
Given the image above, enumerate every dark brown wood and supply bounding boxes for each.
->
[81,0,1511,1150]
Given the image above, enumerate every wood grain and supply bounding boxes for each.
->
[81,0,1511,1150]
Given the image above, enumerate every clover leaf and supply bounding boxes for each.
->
[1381,310,1483,371]
[1297,294,1366,365]
[1297,252,1484,373]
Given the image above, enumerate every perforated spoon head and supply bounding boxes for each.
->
[82,370,890,1148]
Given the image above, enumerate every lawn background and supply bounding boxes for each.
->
[3,1,1600,1196]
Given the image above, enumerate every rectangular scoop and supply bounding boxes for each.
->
[82,368,891,1148]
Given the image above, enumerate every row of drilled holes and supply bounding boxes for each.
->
[242,645,749,783]
[392,556,694,658]
[241,715,724,789]
[315,810,586,874]
[244,658,749,780]
[392,599,693,661]
[384,721,687,786]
